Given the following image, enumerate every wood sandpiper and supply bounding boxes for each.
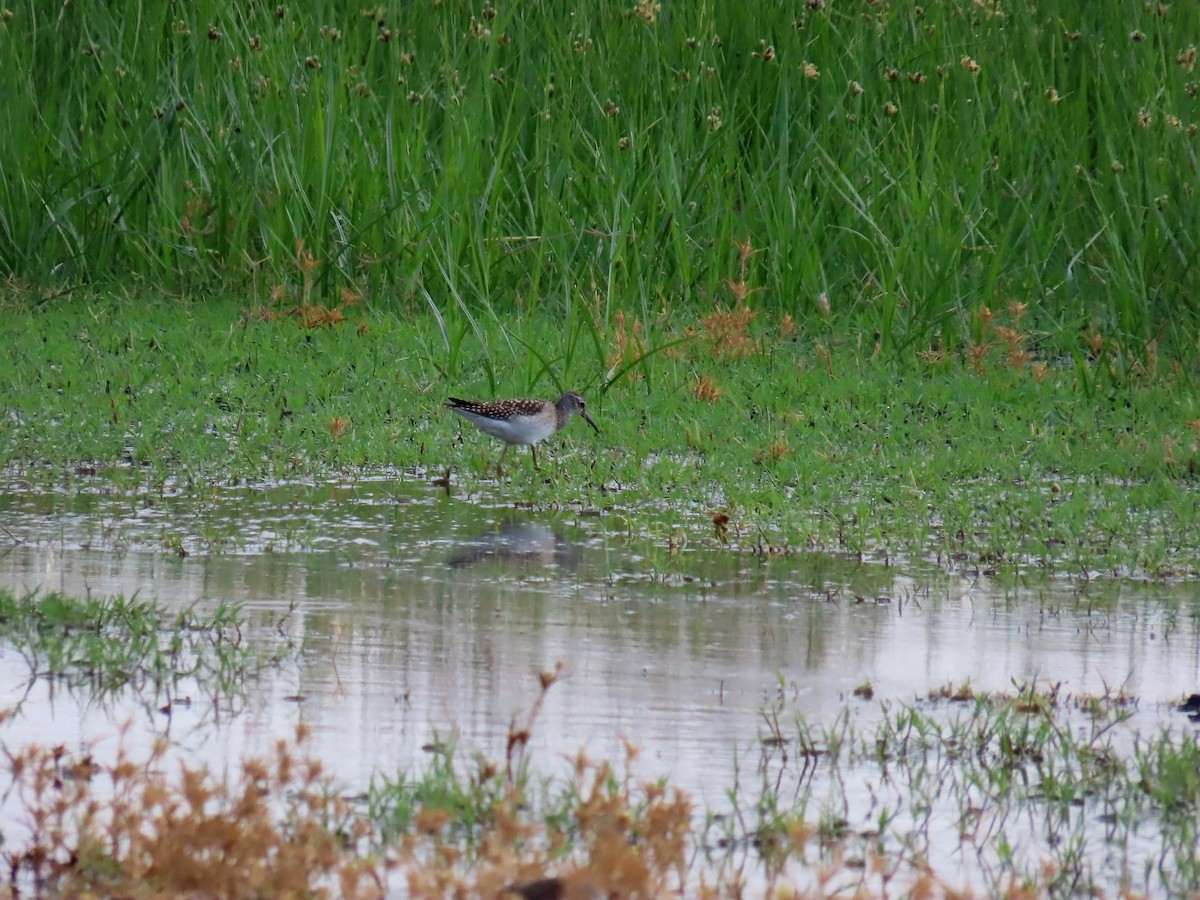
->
[445,391,599,476]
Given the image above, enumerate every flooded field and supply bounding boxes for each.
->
[2,473,1198,894]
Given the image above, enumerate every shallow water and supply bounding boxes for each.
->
[1,473,1198,891]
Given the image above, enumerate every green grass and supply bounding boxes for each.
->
[0,588,290,704]
[705,679,1200,896]
[3,294,1199,576]
[1,0,1198,356]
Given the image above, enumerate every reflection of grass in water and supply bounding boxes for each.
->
[2,675,1200,896]
[0,589,291,707]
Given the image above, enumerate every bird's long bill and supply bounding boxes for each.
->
[581,411,600,433]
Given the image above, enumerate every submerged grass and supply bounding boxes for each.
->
[0,588,289,708]
[722,678,1200,896]
[4,676,1198,897]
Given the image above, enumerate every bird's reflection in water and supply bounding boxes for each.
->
[448,519,581,571]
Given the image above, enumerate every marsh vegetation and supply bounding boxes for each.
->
[3,0,1200,896]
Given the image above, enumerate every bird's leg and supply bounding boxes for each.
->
[531,444,540,471]
[496,445,508,478]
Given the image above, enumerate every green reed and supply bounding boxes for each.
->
[2,1,1197,357]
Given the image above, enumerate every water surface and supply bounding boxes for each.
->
[1,474,1197,890]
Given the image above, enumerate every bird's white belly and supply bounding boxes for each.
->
[459,411,555,446]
